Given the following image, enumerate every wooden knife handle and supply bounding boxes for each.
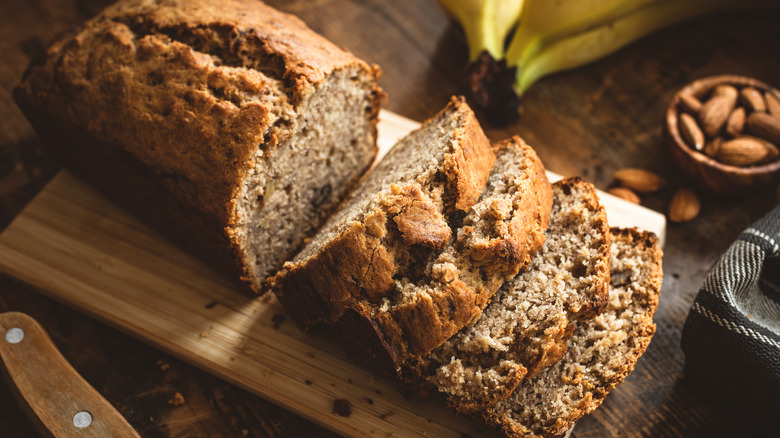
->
[0,312,140,438]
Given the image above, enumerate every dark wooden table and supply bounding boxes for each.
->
[1,1,778,436]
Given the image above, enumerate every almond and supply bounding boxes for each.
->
[679,112,705,150]
[712,84,738,100]
[613,168,666,193]
[717,136,770,166]
[725,107,745,137]
[746,112,780,144]
[766,91,780,119]
[608,187,640,204]
[761,142,780,164]
[669,187,700,223]
[699,93,737,137]
[739,87,766,113]
[679,94,702,114]
[703,136,723,158]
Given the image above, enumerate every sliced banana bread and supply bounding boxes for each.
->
[482,228,663,438]
[14,0,382,293]
[423,177,610,413]
[270,128,552,372]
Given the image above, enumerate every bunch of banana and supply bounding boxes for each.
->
[437,0,779,125]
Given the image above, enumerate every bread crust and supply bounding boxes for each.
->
[444,104,498,211]
[481,227,663,438]
[271,98,494,331]
[272,131,554,375]
[14,0,383,292]
[460,138,553,277]
[416,177,610,414]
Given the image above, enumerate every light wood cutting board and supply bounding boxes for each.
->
[0,110,665,437]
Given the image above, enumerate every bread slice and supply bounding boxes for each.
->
[423,177,610,413]
[482,227,663,438]
[270,126,552,371]
[14,0,382,293]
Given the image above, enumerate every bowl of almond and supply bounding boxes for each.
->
[666,75,780,195]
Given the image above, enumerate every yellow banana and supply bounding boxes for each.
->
[505,0,660,77]
[437,0,525,60]
[436,0,778,125]
[510,0,780,95]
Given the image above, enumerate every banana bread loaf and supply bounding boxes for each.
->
[423,177,610,413]
[14,0,382,293]
[482,227,663,438]
[270,114,553,372]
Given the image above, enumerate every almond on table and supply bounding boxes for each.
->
[613,168,667,194]
[669,187,701,223]
[608,187,641,204]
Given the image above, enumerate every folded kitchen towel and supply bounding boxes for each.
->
[681,205,780,431]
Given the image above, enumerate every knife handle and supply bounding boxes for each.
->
[0,312,140,438]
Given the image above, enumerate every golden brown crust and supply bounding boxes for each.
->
[390,278,482,356]
[276,211,397,315]
[14,0,382,292]
[270,98,494,315]
[384,185,452,248]
[389,138,552,364]
[523,322,575,379]
[101,0,365,87]
[421,177,608,415]
[443,96,496,211]
[271,126,554,374]
[461,137,552,277]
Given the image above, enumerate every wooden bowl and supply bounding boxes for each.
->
[666,75,780,196]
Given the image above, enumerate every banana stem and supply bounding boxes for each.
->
[467,51,519,125]
[437,0,525,125]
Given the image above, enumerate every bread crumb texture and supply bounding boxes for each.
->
[14,0,383,292]
[482,228,662,438]
[426,177,610,413]
[270,104,553,372]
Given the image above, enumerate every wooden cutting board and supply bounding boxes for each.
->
[0,111,665,437]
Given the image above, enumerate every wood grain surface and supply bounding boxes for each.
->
[0,312,141,438]
[0,112,663,438]
[1,0,779,437]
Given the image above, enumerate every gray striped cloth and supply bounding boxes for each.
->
[681,205,780,431]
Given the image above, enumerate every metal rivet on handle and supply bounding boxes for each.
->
[4,327,24,344]
[73,411,92,428]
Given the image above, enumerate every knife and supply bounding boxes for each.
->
[0,311,140,437]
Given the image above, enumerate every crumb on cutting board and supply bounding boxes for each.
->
[271,313,286,329]
[168,392,185,406]
[332,398,352,417]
